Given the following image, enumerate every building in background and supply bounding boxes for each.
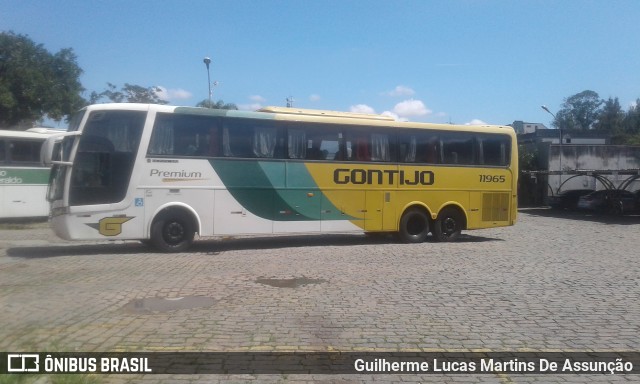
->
[515,124,640,207]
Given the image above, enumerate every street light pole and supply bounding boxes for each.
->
[541,105,560,143]
[203,57,212,107]
[542,105,562,194]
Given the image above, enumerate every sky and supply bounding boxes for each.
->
[2,0,640,128]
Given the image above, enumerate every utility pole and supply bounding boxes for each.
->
[542,105,563,194]
[203,57,212,107]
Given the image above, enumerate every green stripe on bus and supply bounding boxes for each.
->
[0,167,50,185]
[208,159,348,221]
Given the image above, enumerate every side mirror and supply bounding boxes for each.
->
[40,131,81,166]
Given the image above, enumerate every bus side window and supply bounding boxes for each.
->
[148,116,175,155]
[149,114,222,158]
[398,134,417,163]
[441,133,476,165]
[349,134,370,161]
[305,140,326,160]
[344,130,389,162]
[424,136,439,164]
[176,134,198,156]
[208,126,220,157]
[288,128,307,159]
[9,140,42,163]
[189,118,221,157]
[252,126,277,158]
[222,119,283,158]
[481,135,510,166]
[0,140,5,163]
[399,131,439,163]
[304,127,340,161]
[370,133,390,162]
[356,138,370,161]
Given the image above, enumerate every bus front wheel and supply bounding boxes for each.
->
[398,208,430,243]
[433,207,463,242]
[151,211,195,252]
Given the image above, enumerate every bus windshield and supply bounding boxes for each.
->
[47,110,84,202]
[69,110,145,206]
[47,109,146,205]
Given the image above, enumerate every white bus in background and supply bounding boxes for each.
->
[0,128,62,219]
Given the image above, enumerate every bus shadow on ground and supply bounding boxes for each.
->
[520,207,640,225]
[7,233,501,259]
[193,233,501,253]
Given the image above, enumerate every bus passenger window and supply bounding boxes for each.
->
[399,135,417,162]
[480,135,510,166]
[346,136,370,161]
[370,133,390,162]
[208,127,220,157]
[252,126,277,158]
[441,133,476,165]
[176,134,198,156]
[288,129,306,159]
[424,136,439,164]
[9,140,42,163]
[304,127,340,160]
[345,131,390,162]
[223,124,253,158]
[149,114,221,157]
[399,131,439,163]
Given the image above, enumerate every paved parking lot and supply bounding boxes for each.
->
[1,209,639,383]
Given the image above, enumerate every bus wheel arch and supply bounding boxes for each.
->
[149,204,200,252]
[398,205,432,243]
[432,205,466,242]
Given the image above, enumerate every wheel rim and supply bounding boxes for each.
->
[441,217,457,236]
[164,221,185,245]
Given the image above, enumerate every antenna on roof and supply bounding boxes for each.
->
[286,96,295,108]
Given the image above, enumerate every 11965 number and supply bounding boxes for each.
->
[479,175,506,183]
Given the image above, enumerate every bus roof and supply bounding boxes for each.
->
[0,128,65,139]
[83,103,516,136]
[258,106,395,121]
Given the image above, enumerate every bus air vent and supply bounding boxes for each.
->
[482,193,509,222]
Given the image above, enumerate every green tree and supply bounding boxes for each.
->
[89,82,168,104]
[594,97,625,134]
[0,31,85,129]
[553,90,603,130]
[196,99,238,110]
[518,144,539,171]
[623,99,640,135]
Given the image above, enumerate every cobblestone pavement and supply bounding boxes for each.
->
[1,209,639,383]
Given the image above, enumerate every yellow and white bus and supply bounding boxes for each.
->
[42,103,517,251]
[1,128,61,219]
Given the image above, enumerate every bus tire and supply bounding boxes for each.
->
[433,207,463,242]
[398,208,430,243]
[150,211,195,253]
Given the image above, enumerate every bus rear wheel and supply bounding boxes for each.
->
[151,211,195,252]
[433,207,463,242]
[398,208,430,243]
